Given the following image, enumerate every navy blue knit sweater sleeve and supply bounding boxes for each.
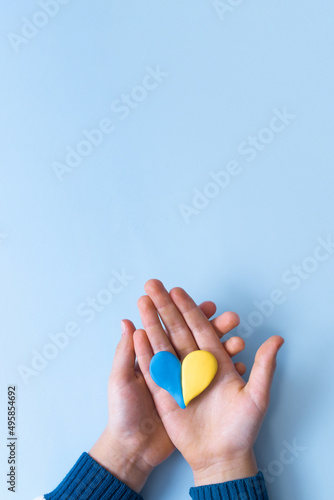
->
[189,472,269,500]
[36,453,268,500]
[42,452,143,500]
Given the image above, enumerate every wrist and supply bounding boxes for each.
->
[89,427,152,493]
[192,449,258,487]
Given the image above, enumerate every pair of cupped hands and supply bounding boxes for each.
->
[90,279,284,493]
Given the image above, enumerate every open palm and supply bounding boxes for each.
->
[93,296,246,488]
[133,280,284,485]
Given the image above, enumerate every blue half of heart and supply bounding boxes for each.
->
[149,351,186,409]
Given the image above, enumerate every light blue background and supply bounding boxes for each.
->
[1,1,333,499]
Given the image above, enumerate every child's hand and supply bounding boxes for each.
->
[90,299,243,492]
[89,318,172,492]
[133,279,284,487]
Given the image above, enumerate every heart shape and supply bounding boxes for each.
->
[149,350,218,409]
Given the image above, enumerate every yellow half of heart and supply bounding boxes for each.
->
[181,350,218,406]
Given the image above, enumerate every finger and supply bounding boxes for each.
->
[245,336,284,414]
[110,319,136,382]
[143,285,237,348]
[156,300,214,340]
[223,336,245,357]
[137,294,177,356]
[144,280,198,359]
[133,329,154,380]
[234,361,247,376]
[133,329,161,398]
[134,329,180,413]
[158,300,215,330]
[158,300,232,345]
[153,299,214,350]
[169,286,227,354]
[211,311,240,339]
[198,301,217,319]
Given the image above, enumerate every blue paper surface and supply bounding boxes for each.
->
[0,2,333,499]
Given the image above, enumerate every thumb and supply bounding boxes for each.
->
[110,319,136,382]
[245,335,284,415]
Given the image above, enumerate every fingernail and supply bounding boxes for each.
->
[121,320,126,335]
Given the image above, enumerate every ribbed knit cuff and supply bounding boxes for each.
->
[189,471,268,500]
[44,452,143,500]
